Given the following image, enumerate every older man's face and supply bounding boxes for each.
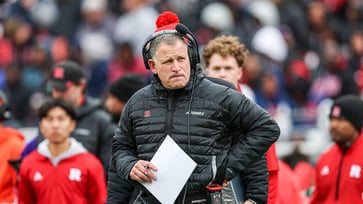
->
[148,39,191,90]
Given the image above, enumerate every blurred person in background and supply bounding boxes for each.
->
[22,60,115,179]
[18,98,106,204]
[203,35,277,204]
[310,95,363,203]
[104,73,147,124]
[76,0,116,98]
[105,73,147,203]
[0,90,25,203]
[3,63,33,126]
[107,42,151,83]
[113,0,159,58]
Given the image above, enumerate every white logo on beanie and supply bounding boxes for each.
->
[331,106,341,117]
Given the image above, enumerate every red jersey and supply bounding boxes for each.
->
[18,138,106,204]
[0,127,24,203]
[310,132,363,203]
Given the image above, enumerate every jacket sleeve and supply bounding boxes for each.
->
[106,159,134,203]
[97,111,117,178]
[18,162,36,204]
[242,154,268,204]
[225,94,280,181]
[86,155,107,204]
[112,104,139,181]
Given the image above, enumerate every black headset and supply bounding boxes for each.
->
[142,23,200,70]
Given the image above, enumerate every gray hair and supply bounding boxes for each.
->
[149,34,187,59]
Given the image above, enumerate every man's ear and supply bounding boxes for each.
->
[70,119,76,132]
[79,79,87,92]
[148,59,157,74]
[237,67,243,80]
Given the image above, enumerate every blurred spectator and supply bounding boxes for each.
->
[198,2,235,44]
[50,36,70,63]
[107,42,151,83]
[47,0,83,41]
[104,73,147,124]
[105,73,147,203]
[76,0,117,98]
[273,0,309,51]
[310,95,363,203]
[309,37,358,103]
[18,98,106,204]
[285,60,317,139]
[0,90,25,203]
[77,0,116,41]
[79,33,113,97]
[276,160,308,204]
[21,45,51,92]
[113,0,159,57]
[203,35,273,204]
[4,63,33,125]
[23,60,115,179]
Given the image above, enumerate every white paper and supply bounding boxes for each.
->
[141,135,197,203]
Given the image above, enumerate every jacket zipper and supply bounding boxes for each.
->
[335,149,346,200]
[165,91,175,136]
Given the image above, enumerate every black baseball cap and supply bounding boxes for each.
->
[49,60,84,91]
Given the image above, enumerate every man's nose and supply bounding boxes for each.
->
[171,61,182,71]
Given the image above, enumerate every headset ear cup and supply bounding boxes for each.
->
[188,44,200,67]
[143,49,151,70]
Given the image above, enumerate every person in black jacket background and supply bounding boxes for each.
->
[105,74,148,203]
[22,60,115,181]
[110,11,279,203]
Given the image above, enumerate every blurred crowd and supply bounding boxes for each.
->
[1,0,363,164]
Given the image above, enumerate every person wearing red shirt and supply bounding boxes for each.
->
[18,98,106,204]
[0,91,25,203]
[204,35,279,204]
[310,95,363,203]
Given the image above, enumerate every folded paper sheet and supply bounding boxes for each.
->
[141,135,197,203]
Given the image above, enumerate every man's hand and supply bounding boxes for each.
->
[130,160,158,183]
[244,199,257,204]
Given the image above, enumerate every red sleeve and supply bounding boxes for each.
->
[266,144,279,171]
[267,144,279,204]
[85,155,107,204]
[18,161,36,204]
[268,170,278,204]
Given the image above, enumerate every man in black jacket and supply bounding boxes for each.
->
[110,11,279,203]
[48,60,115,178]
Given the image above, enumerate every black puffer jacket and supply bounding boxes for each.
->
[111,68,280,198]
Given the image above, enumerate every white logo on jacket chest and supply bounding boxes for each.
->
[320,165,329,176]
[33,171,43,181]
[349,164,361,179]
[69,168,82,181]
